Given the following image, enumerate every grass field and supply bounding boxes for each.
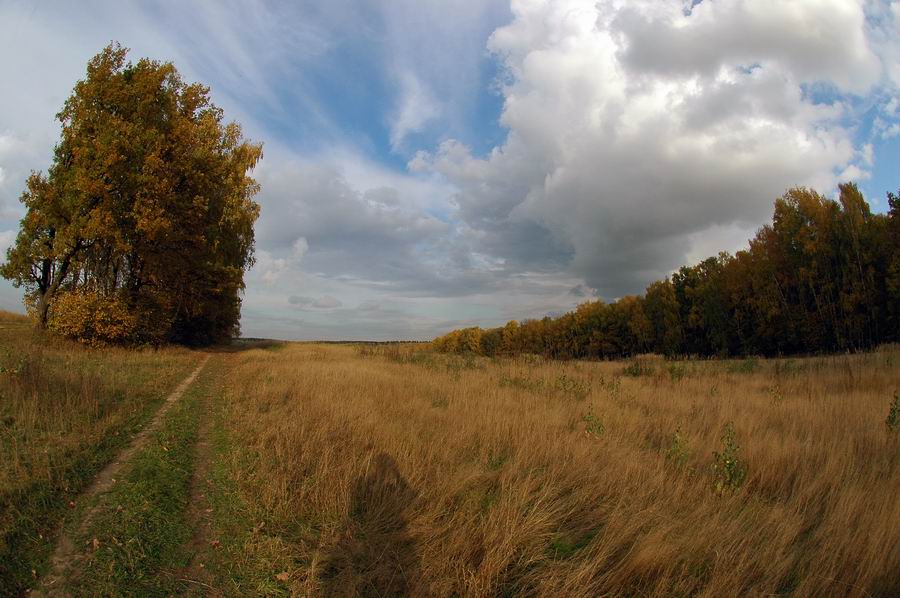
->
[2,322,898,596]
[193,344,900,597]
[0,311,202,593]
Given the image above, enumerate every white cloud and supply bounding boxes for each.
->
[414,0,886,297]
[389,72,441,151]
[617,0,880,93]
[252,236,309,285]
[291,237,309,261]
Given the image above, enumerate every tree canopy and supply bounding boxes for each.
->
[1,44,262,345]
[434,183,900,359]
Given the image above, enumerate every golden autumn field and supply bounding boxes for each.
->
[1,310,899,596]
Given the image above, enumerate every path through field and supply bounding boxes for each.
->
[33,354,211,596]
[177,370,221,596]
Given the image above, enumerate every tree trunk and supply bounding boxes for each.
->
[38,293,50,328]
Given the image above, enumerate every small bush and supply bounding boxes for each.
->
[47,290,140,346]
[623,361,652,377]
[487,450,508,471]
[769,385,784,405]
[667,363,687,382]
[775,359,803,377]
[887,393,900,432]
[727,358,759,374]
[0,350,27,376]
[555,374,590,401]
[430,389,449,409]
[665,428,690,467]
[445,353,480,379]
[520,353,545,367]
[624,353,662,377]
[582,405,604,438]
[498,373,545,393]
[712,422,747,493]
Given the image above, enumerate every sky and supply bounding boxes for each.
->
[1,0,900,340]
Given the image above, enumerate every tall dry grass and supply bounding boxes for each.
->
[0,310,200,590]
[209,342,900,596]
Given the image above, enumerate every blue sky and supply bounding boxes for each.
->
[1,0,899,340]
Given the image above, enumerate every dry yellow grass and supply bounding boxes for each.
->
[204,342,900,596]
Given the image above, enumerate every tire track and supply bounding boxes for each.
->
[32,354,211,597]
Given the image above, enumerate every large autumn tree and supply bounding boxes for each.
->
[0,43,262,345]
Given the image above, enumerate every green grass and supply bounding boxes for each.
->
[183,376,297,597]
[549,530,597,560]
[62,365,212,596]
[0,311,200,594]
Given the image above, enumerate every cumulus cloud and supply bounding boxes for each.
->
[250,152,522,297]
[617,0,880,92]
[252,237,309,284]
[413,0,890,297]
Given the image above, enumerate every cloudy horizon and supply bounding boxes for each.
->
[2,0,900,340]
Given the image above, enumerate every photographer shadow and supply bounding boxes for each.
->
[322,452,420,596]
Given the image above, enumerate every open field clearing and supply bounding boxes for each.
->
[2,332,898,596]
[194,343,898,596]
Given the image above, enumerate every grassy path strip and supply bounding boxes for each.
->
[32,355,210,596]
[178,352,298,597]
[176,362,221,597]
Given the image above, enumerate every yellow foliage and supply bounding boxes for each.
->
[47,290,139,347]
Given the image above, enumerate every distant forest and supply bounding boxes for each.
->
[434,184,900,358]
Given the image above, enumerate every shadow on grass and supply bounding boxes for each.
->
[322,452,420,596]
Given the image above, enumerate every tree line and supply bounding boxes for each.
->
[1,45,261,345]
[434,184,900,359]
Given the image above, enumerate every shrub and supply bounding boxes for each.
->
[727,357,759,374]
[667,363,687,382]
[597,375,622,398]
[712,422,747,493]
[0,350,27,376]
[445,353,480,379]
[665,428,690,467]
[624,353,663,377]
[498,373,545,393]
[623,361,652,377]
[887,393,900,432]
[555,374,591,400]
[582,405,604,438]
[775,359,803,377]
[47,290,139,347]
[769,385,784,405]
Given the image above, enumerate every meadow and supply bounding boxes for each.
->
[0,311,201,593]
[1,318,898,596]
[193,343,899,597]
